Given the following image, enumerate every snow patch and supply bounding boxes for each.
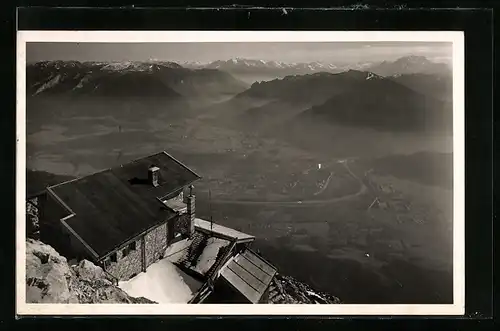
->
[192,237,230,275]
[34,74,61,95]
[194,218,255,242]
[118,258,199,304]
[306,290,324,299]
[72,75,91,90]
[101,62,133,71]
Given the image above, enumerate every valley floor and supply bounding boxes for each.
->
[26,95,454,304]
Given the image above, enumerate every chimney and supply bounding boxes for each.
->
[148,166,160,187]
[185,185,195,237]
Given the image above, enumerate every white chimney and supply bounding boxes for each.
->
[148,166,160,187]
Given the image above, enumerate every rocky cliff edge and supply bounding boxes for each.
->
[26,239,341,304]
[25,238,156,304]
[267,274,342,304]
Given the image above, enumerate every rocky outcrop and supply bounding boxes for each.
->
[267,274,341,304]
[26,239,156,304]
[26,200,40,240]
[25,240,341,305]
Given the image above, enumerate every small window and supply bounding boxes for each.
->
[103,259,111,269]
[129,241,136,251]
[122,247,129,257]
[110,252,117,263]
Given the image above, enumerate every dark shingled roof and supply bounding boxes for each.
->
[220,249,277,303]
[48,151,201,258]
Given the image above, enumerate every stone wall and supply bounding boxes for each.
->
[105,238,143,281]
[175,214,191,236]
[145,223,168,268]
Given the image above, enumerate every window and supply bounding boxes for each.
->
[110,252,117,263]
[103,259,111,269]
[129,241,136,251]
[122,247,129,257]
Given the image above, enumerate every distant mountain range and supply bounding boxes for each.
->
[27,56,451,99]
[209,69,452,134]
[183,58,370,83]
[389,73,452,102]
[239,70,381,105]
[26,60,248,99]
[298,71,451,132]
[26,56,452,133]
[185,58,342,73]
[182,56,451,83]
[368,55,452,77]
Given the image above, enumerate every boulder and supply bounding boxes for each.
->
[72,259,106,281]
[26,239,156,304]
[26,238,78,303]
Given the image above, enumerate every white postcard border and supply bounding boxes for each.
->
[16,30,465,316]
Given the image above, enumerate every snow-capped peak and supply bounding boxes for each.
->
[199,58,348,74]
[101,62,134,71]
[396,55,431,65]
[365,72,382,80]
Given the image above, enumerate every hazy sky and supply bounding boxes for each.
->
[27,42,452,64]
